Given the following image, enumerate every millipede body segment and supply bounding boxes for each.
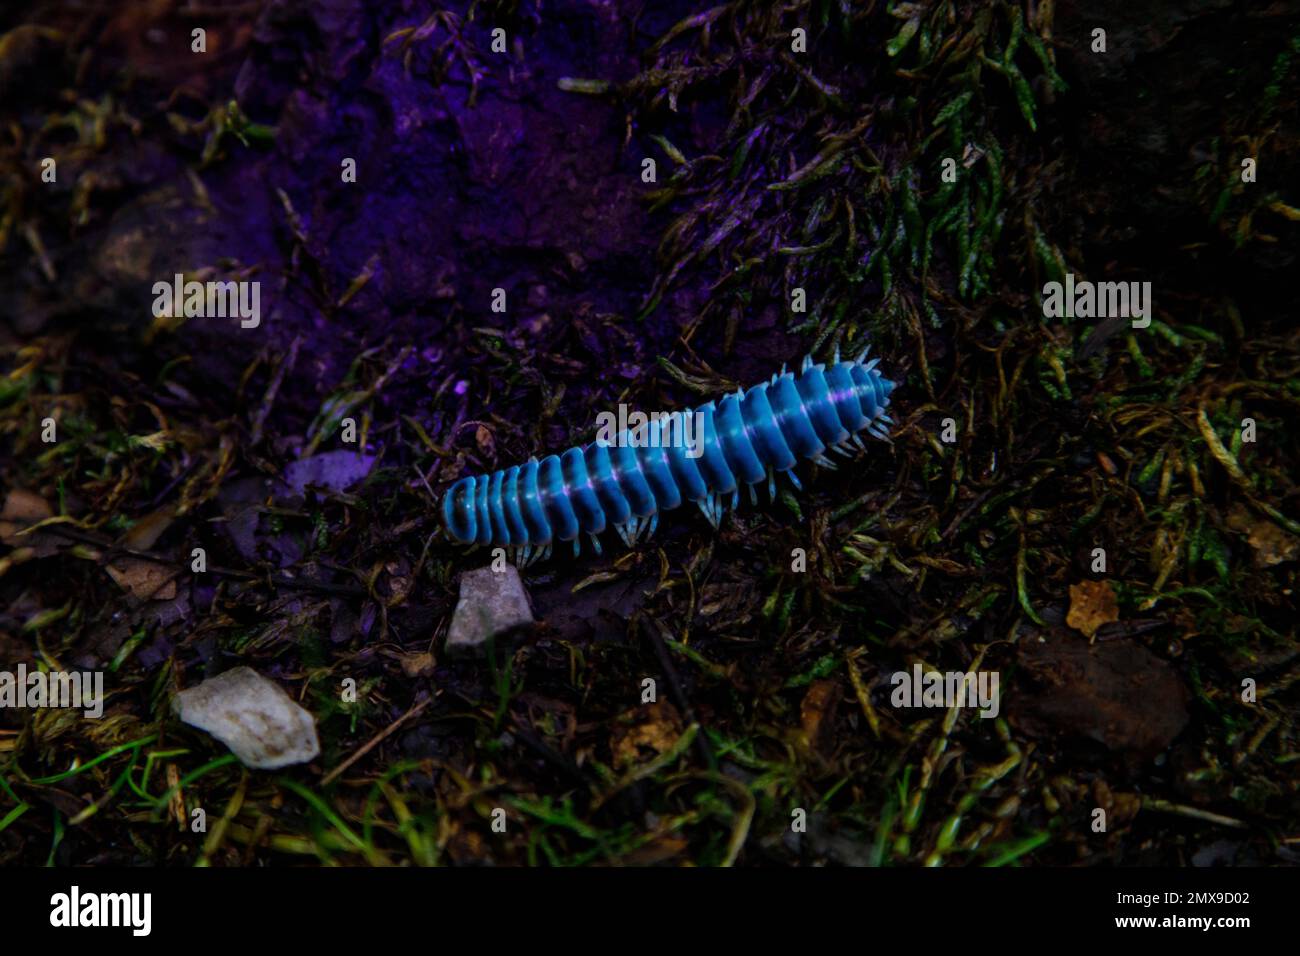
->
[443,351,896,562]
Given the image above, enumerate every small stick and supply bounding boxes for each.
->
[40,524,367,598]
[322,698,431,787]
[1142,797,1249,830]
[639,615,716,771]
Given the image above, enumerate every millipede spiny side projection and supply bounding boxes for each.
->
[443,350,896,563]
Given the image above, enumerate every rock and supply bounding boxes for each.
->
[175,666,320,769]
[445,565,534,657]
[1012,632,1190,761]
[283,450,376,497]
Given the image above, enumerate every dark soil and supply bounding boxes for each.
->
[1,0,1298,866]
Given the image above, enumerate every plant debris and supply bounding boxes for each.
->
[0,0,1297,867]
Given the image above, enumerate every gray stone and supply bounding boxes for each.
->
[283,450,376,497]
[445,565,535,657]
[175,666,320,769]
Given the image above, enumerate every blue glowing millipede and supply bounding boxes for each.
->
[443,349,896,563]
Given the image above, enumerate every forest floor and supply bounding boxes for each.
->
[1,0,1298,866]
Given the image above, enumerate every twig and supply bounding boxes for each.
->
[322,698,431,787]
[1142,797,1249,830]
[39,524,367,597]
[639,615,716,771]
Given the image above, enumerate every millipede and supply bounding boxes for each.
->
[442,348,897,564]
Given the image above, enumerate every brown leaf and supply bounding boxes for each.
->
[612,700,682,768]
[800,678,841,753]
[400,650,436,677]
[384,560,412,605]
[166,763,186,831]
[621,835,688,865]
[0,488,53,542]
[0,489,59,561]
[1227,504,1300,567]
[106,557,177,601]
[1066,580,1119,638]
[1,488,52,525]
[117,505,177,551]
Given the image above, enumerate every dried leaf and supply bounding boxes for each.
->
[117,505,176,551]
[0,488,53,544]
[612,701,683,768]
[1227,504,1300,567]
[106,557,177,601]
[399,651,436,678]
[1066,580,1119,638]
[799,678,841,753]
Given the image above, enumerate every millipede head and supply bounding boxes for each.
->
[442,476,479,543]
[847,358,897,426]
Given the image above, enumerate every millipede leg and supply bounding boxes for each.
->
[589,532,603,555]
[572,538,580,558]
[696,498,714,528]
[787,469,802,491]
[766,469,776,502]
